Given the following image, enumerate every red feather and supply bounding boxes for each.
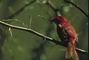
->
[52,16,78,60]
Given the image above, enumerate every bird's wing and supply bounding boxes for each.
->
[65,25,78,42]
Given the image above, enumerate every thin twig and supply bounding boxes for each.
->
[46,0,60,16]
[0,0,88,56]
[0,20,88,55]
[65,0,88,17]
[5,0,36,19]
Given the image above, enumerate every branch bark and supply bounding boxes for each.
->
[0,0,88,57]
[0,20,88,56]
[65,0,88,17]
[5,0,36,19]
[46,0,60,16]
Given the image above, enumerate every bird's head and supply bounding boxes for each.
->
[51,16,68,25]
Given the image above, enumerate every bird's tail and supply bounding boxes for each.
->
[65,42,79,60]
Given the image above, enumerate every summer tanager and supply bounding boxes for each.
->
[51,16,78,60]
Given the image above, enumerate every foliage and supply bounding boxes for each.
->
[0,0,88,60]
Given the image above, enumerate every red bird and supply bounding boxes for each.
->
[51,16,78,60]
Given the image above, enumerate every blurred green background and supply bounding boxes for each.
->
[0,0,88,60]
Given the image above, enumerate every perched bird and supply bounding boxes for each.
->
[51,16,78,60]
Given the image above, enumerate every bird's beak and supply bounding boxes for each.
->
[49,19,54,23]
[50,19,53,21]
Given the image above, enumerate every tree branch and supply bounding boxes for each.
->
[0,20,88,55]
[65,0,88,17]
[46,0,88,17]
[0,0,88,56]
[46,0,60,16]
[5,0,36,19]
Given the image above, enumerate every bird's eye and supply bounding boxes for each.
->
[54,18,61,23]
[55,17,59,20]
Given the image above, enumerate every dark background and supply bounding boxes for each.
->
[0,0,88,60]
